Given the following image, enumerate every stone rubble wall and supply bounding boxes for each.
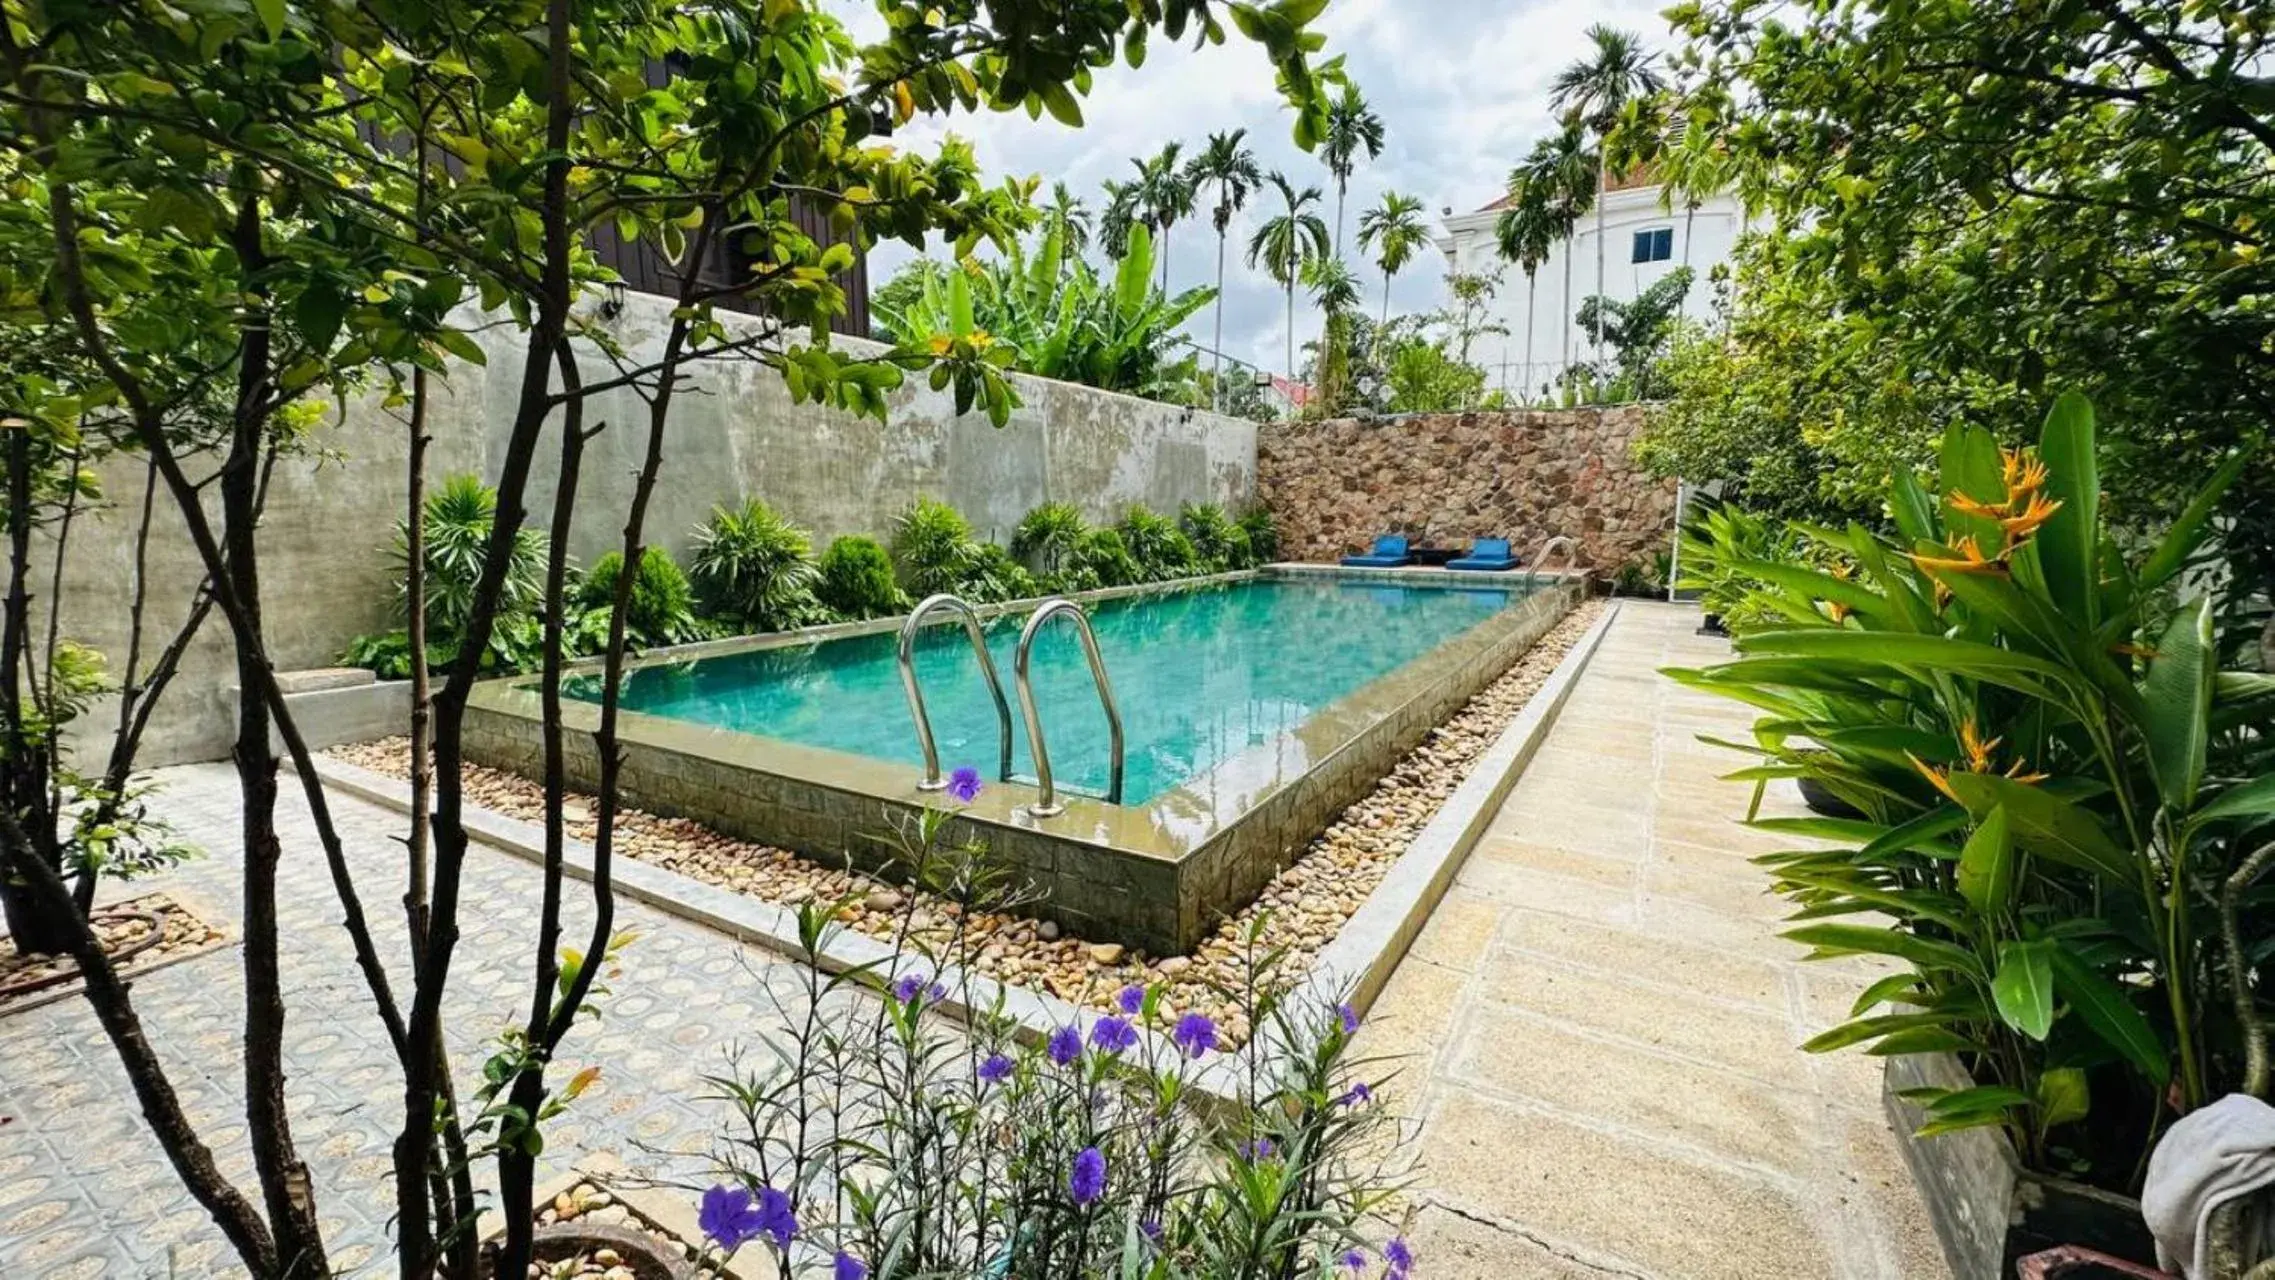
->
[1255,406,1679,571]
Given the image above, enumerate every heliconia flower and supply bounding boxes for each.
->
[1172,1011,1218,1059]
[978,1052,1014,1084]
[946,765,984,803]
[698,1184,764,1252]
[755,1185,798,1247]
[1090,1015,1138,1055]
[1117,983,1146,1015]
[1908,534,2002,576]
[1335,1081,1373,1108]
[1048,1024,1083,1066]
[833,1252,868,1280]
[1068,1146,1107,1205]
[1337,1002,1360,1035]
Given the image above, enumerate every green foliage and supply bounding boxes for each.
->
[1116,505,1200,581]
[891,497,985,600]
[579,549,704,649]
[1668,0,2275,590]
[873,222,1214,404]
[966,543,1038,604]
[1178,502,1255,572]
[814,536,908,621]
[691,499,826,634]
[393,475,549,638]
[1670,395,2273,1182]
[1238,505,1281,564]
[1569,267,1692,399]
[1010,502,1089,579]
[1671,499,1804,632]
[1070,527,1143,589]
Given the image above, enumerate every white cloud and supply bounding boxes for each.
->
[827,0,1678,377]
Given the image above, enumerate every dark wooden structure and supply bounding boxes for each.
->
[586,198,871,339]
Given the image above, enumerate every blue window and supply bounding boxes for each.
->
[1631,227,1674,263]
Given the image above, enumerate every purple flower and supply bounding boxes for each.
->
[946,765,984,803]
[1385,1236,1413,1278]
[893,972,929,1003]
[1172,1011,1217,1059]
[1068,1146,1107,1205]
[978,1052,1014,1084]
[1338,1248,1368,1272]
[1139,1216,1163,1245]
[1090,1015,1138,1055]
[833,1252,868,1280]
[1239,1136,1277,1160]
[755,1185,798,1248]
[1335,1081,1373,1108]
[1337,1002,1360,1035]
[929,980,949,1002]
[1048,1024,1083,1066]
[698,1184,764,1251]
[1117,983,1146,1015]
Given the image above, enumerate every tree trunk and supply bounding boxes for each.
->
[1334,179,1346,257]
[1560,240,1574,396]
[0,408,66,956]
[1523,271,1538,406]
[1213,228,1227,414]
[1379,269,1391,331]
[1678,201,1696,319]
[1285,279,1295,396]
[1593,161,1608,387]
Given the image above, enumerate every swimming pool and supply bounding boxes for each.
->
[467,566,1579,954]
[566,577,1523,805]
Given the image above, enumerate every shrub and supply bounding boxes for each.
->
[965,542,1039,604]
[1010,501,1089,578]
[1178,501,1254,572]
[691,499,826,633]
[1115,505,1199,582]
[579,548,704,648]
[1238,504,1280,563]
[1069,528,1143,589]
[1673,394,2275,1186]
[891,496,983,599]
[391,473,548,636]
[695,788,1410,1279]
[815,535,908,620]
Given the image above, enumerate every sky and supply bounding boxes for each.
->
[825,0,1678,380]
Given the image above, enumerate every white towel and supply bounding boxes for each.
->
[2143,1093,2275,1278]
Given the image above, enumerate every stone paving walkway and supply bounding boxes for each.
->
[0,763,819,1278]
[1358,601,1947,1279]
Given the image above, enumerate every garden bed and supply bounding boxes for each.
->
[0,891,231,1016]
[327,601,1605,1042]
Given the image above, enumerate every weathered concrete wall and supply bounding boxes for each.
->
[1255,407,1677,570]
[50,290,1255,764]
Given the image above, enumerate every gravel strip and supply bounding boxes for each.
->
[329,600,1604,1041]
[0,891,231,1014]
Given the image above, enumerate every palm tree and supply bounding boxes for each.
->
[1550,25,1663,376]
[1132,142,1197,293]
[1320,82,1386,255]
[1099,178,1139,258]
[1246,172,1330,389]
[1356,190,1429,328]
[1185,130,1263,412]
[1494,177,1557,404]
[1302,255,1364,413]
[1513,121,1595,389]
[1654,111,1729,318]
[1047,181,1093,256]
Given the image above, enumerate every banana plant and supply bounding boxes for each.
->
[1666,393,2275,1180]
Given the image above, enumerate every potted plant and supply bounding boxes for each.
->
[1666,394,2275,1277]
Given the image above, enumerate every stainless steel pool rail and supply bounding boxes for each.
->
[1013,598,1126,817]
[896,594,1015,790]
[1524,535,1578,590]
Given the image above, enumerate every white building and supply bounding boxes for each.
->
[1436,175,1748,402]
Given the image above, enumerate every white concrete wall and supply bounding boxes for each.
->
[45,289,1256,764]
[1438,185,1748,402]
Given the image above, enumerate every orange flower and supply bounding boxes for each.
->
[1947,491,2010,523]
[1959,719,2001,773]
[2001,447,2049,497]
[1911,752,1962,804]
[1910,535,2002,575]
[1999,492,2064,539]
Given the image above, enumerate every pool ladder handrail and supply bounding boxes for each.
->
[1014,598,1126,817]
[1524,535,1579,590]
[896,593,1015,790]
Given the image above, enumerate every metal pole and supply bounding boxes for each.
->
[1666,479,1689,604]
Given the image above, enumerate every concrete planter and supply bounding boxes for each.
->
[1885,1053,2156,1278]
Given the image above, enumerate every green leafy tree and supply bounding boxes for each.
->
[1187,129,1263,410]
[1356,190,1429,328]
[1551,25,1664,372]
[1303,255,1363,414]
[1044,181,1092,256]
[1571,266,1693,399]
[815,535,908,620]
[1132,141,1197,294]
[1248,172,1332,387]
[1508,123,1596,384]
[1321,81,1385,254]
[1494,170,1560,404]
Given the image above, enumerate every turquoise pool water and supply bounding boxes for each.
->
[566,578,1524,805]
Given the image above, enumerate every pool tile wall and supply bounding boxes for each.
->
[464,570,1580,954]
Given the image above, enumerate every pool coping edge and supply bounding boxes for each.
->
[306,597,1617,1106]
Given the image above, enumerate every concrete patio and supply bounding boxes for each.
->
[1358,602,1946,1278]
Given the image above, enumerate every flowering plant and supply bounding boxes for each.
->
[694,774,1410,1277]
[1668,394,2275,1189]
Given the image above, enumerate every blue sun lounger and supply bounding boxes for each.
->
[1446,536,1519,572]
[1340,534,1412,568]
